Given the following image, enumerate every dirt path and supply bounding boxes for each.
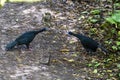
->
[0,0,118,80]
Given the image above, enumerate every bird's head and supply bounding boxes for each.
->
[41,27,50,31]
[42,27,47,31]
[68,31,74,35]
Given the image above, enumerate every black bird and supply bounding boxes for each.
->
[6,28,47,51]
[68,31,108,54]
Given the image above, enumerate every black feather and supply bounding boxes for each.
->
[68,31,108,54]
[6,28,47,51]
[5,41,17,51]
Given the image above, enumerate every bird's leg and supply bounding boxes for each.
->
[26,44,29,49]
[85,49,90,55]
[26,44,33,51]
[16,44,22,49]
[85,49,93,56]
[25,44,31,50]
[88,51,93,56]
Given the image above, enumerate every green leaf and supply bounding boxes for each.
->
[116,41,120,46]
[105,12,120,27]
[112,13,120,23]
[105,41,112,44]
[90,28,97,33]
[106,17,116,24]
[95,63,100,67]
[88,63,92,67]
[112,46,118,50]
[111,29,116,34]
[117,64,120,69]
[90,10,100,15]
[114,3,120,7]
[90,18,98,23]
[106,59,112,62]
[115,10,120,13]
[118,31,120,36]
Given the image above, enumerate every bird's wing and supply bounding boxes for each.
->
[17,37,30,44]
[81,38,98,48]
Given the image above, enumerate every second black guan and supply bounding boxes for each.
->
[68,31,108,54]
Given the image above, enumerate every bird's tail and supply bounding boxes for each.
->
[98,45,108,55]
[5,41,17,51]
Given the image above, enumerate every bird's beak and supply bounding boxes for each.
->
[45,27,51,31]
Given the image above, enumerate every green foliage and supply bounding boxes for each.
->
[117,64,120,69]
[106,12,120,27]
[112,46,118,50]
[111,41,120,51]
[112,41,120,51]
[118,31,120,36]
[105,40,112,45]
[117,64,120,79]
[116,41,120,46]
[88,59,101,68]
[88,10,101,23]
[90,9,100,15]
[88,16,99,23]
[106,17,117,25]
[89,28,98,35]
[114,3,120,7]
[102,11,120,52]
[89,17,98,23]
[88,59,101,74]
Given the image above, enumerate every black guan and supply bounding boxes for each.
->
[6,28,47,51]
[68,31,108,54]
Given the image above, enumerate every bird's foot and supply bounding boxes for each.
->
[21,47,33,51]
[26,48,33,51]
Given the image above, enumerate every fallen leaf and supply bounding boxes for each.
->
[71,53,77,57]
[60,49,69,52]
[63,58,75,62]
[93,69,98,73]
[15,56,22,63]
[107,70,112,73]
